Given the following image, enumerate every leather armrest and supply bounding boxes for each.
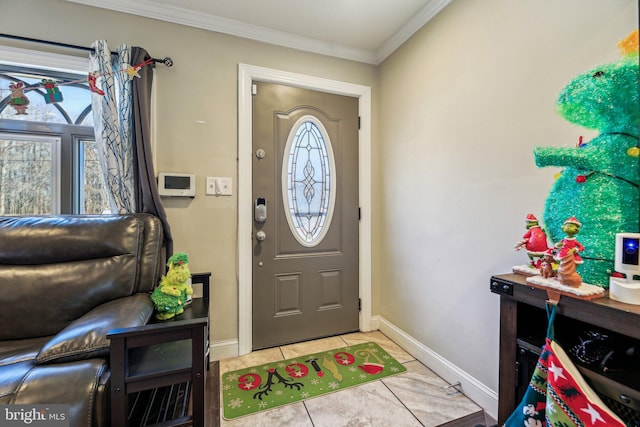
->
[36,294,154,364]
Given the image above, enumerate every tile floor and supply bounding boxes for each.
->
[218,331,495,426]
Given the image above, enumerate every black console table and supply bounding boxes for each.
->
[109,272,212,427]
[491,273,640,425]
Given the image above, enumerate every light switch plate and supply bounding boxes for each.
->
[206,177,232,196]
[205,177,216,195]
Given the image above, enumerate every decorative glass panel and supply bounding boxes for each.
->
[283,116,336,247]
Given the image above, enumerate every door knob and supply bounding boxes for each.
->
[256,231,267,241]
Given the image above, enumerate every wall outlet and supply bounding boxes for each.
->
[206,177,232,196]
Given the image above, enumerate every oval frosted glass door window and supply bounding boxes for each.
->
[282,116,336,247]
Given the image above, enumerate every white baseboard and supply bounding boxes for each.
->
[210,339,239,361]
[373,315,498,420]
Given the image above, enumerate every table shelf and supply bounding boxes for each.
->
[491,273,640,425]
[109,272,211,427]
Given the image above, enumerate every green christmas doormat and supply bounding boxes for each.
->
[221,342,407,420]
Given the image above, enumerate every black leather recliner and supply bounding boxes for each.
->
[0,214,164,427]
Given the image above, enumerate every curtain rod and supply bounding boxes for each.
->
[0,33,173,67]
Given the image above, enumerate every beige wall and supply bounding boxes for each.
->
[377,0,636,395]
[3,0,378,345]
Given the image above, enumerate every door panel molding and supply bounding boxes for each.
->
[238,63,372,356]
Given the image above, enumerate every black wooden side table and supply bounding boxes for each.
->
[108,272,211,427]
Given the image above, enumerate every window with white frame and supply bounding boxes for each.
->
[0,49,109,215]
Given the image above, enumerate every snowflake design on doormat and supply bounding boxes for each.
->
[228,398,243,409]
[226,373,240,382]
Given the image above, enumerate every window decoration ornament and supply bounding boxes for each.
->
[8,82,29,115]
[3,57,156,115]
[41,79,63,104]
[88,72,105,95]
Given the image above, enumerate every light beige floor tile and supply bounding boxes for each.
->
[304,380,423,427]
[340,330,415,363]
[221,402,313,427]
[220,347,284,375]
[279,336,347,359]
[382,360,482,427]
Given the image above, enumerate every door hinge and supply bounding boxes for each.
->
[252,84,257,96]
[358,116,361,130]
[358,207,361,221]
[358,298,361,311]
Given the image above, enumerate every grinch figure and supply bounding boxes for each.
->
[534,30,639,287]
[514,213,549,268]
[555,217,585,264]
[151,253,193,320]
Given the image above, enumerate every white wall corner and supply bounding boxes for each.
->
[373,315,498,420]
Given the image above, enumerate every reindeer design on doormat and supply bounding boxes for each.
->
[252,367,304,400]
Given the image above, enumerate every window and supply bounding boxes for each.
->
[0,60,109,214]
[0,133,59,214]
[282,116,336,247]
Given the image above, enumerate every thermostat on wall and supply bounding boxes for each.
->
[158,172,196,197]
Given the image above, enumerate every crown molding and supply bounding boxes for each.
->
[375,0,452,64]
[64,0,449,65]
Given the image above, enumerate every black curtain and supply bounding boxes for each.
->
[130,47,173,259]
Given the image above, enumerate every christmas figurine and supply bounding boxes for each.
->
[8,82,29,115]
[539,248,557,279]
[534,30,639,286]
[557,247,583,288]
[555,217,585,265]
[151,253,193,320]
[514,213,549,268]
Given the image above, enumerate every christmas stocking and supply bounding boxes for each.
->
[504,303,625,426]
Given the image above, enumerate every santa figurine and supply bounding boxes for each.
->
[515,213,549,268]
[555,216,585,264]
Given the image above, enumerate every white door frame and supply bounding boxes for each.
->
[238,64,372,355]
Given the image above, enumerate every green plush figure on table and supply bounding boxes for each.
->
[151,253,193,320]
[533,30,639,287]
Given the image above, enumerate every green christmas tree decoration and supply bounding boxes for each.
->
[534,30,639,287]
